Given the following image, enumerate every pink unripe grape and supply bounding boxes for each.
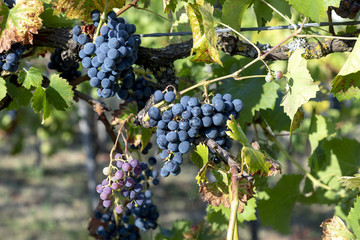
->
[265,74,273,83]
[96,184,103,193]
[103,199,111,208]
[100,192,109,200]
[111,182,121,190]
[125,177,135,187]
[114,153,122,159]
[275,70,283,79]
[103,186,112,195]
[130,159,139,168]
[115,170,124,180]
[116,160,123,168]
[115,205,123,214]
[122,162,132,172]
[102,179,109,186]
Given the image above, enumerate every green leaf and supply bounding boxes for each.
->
[191,143,209,169]
[238,197,257,222]
[164,0,178,13]
[253,0,292,27]
[187,3,222,66]
[0,77,6,101]
[155,220,192,240]
[347,196,360,238]
[226,116,251,147]
[0,0,44,52]
[285,0,341,22]
[54,0,125,22]
[257,174,303,234]
[222,0,253,30]
[308,114,336,154]
[5,78,32,109]
[241,146,272,175]
[281,50,319,120]
[308,138,360,198]
[321,216,356,240]
[339,174,360,190]
[31,74,74,121]
[331,37,360,101]
[290,108,304,135]
[206,205,229,231]
[39,8,75,28]
[260,95,291,132]
[223,73,280,125]
[18,67,43,89]
[139,127,152,152]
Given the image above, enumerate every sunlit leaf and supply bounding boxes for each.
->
[321,215,356,240]
[347,196,360,239]
[339,174,360,190]
[18,67,43,89]
[0,77,6,101]
[0,0,44,52]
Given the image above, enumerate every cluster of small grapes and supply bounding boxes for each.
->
[96,153,158,212]
[48,48,81,81]
[333,0,360,19]
[72,10,141,98]
[0,44,25,73]
[95,210,140,240]
[147,91,243,177]
[118,75,156,109]
[132,190,159,231]
[4,0,15,8]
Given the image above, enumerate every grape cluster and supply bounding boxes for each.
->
[48,48,81,81]
[132,190,159,231]
[96,153,158,211]
[0,44,25,73]
[147,91,243,177]
[333,0,360,19]
[94,210,140,240]
[118,75,155,109]
[72,10,141,98]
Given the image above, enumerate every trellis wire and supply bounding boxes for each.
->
[138,21,360,37]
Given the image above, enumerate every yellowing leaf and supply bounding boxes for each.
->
[0,0,44,52]
[331,36,360,101]
[241,146,272,176]
[321,215,356,240]
[187,3,222,65]
[339,174,360,190]
[53,0,126,22]
[281,50,319,120]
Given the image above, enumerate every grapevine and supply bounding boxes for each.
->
[0,0,360,240]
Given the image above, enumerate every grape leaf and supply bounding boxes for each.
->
[194,143,209,167]
[260,96,291,132]
[164,0,178,13]
[5,78,32,109]
[206,205,229,231]
[347,196,360,238]
[339,174,360,190]
[155,220,192,240]
[0,77,6,101]
[226,117,251,147]
[222,0,253,30]
[281,50,319,120]
[241,146,272,176]
[31,74,74,121]
[290,108,304,135]
[330,36,360,101]
[308,114,336,154]
[285,0,340,22]
[53,0,125,22]
[0,0,44,52]
[307,138,360,201]
[253,0,292,27]
[321,216,356,240]
[18,67,43,89]
[223,74,280,126]
[257,174,303,234]
[39,8,75,28]
[238,197,257,222]
[187,3,222,65]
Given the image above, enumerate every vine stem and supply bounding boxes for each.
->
[116,0,139,16]
[297,34,358,40]
[110,113,134,158]
[93,0,110,40]
[227,165,239,240]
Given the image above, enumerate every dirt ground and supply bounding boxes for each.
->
[0,147,330,240]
